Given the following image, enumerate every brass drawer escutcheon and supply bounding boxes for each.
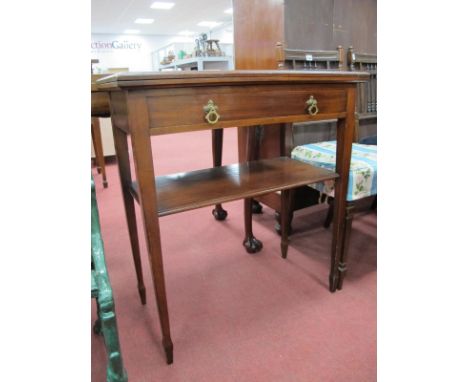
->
[306,96,319,116]
[203,100,220,125]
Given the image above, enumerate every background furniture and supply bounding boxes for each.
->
[97,70,367,364]
[348,46,377,142]
[92,73,147,303]
[92,178,128,382]
[291,141,377,289]
[232,0,377,232]
[91,65,128,186]
[153,41,234,71]
[158,56,233,71]
[276,43,345,70]
[91,117,108,188]
[91,73,111,188]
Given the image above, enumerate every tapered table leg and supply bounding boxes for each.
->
[324,198,334,229]
[112,126,146,305]
[127,93,173,364]
[329,88,356,292]
[91,117,108,188]
[337,203,355,290]
[211,128,228,221]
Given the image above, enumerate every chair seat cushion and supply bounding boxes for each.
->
[291,141,377,201]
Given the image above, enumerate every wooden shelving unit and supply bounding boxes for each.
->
[158,56,233,71]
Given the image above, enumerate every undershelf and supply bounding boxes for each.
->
[129,157,338,217]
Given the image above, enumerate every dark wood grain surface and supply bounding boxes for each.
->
[98,71,367,137]
[129,157,338,217]
[91,74,111,117]
[284,0,377,54]
[96,70,368,89]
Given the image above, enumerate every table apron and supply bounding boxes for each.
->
[110,84,351,135]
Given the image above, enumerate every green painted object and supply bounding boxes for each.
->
[92,177,128,382]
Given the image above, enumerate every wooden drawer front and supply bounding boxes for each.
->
[91,91,110,117]
[145,84,348,134]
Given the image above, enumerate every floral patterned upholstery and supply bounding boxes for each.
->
[291,141,377,201]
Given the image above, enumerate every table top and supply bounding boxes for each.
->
[91,73,113,92]
[96,70,369,90]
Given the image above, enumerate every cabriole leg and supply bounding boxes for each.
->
[243,197,263,253]
[211,128,228,220]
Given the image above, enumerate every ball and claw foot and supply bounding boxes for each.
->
[93,319,102,335]
[243,236,263,253]
[103,180,108,188]
[212,206,228,221]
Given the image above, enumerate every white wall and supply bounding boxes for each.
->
[91,33,174,72]
[91,29,234,157]
[210,22,234,44]
[91,28,234,73]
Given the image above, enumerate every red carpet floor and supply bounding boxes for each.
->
[92,127,376,382]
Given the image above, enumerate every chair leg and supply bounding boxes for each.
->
[280,189,292,259]
[252,199,263,214]
[371,196,377,210]
[274,210,293,236]
[91,117,108,188]
[323,197,334,228]
[243,198,263,253]
[100,301,128,382]
[337,202,355,290]
[211,129,228,221]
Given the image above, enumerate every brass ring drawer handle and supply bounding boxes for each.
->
[306,96,319,116]
[203,100,220,125]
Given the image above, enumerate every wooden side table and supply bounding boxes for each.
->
[97,70,368,364]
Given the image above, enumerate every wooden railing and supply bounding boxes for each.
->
[276,42,345,70]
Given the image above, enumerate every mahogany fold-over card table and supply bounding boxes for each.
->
[96,70,368,364]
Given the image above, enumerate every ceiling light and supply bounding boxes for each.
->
[178,30,195,36]
[224,8,233,14]
[197,21,222,28]
[150,2,175,10]
[135,18,154,24]
[124,29,140,34]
